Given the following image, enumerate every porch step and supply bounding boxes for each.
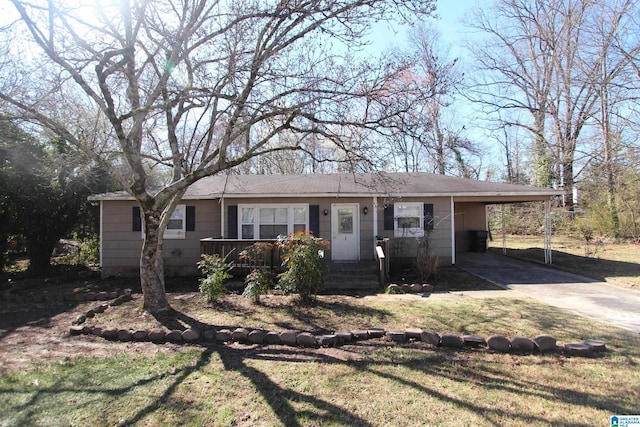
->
[324,261,380,291]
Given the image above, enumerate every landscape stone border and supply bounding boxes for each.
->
[68,292,608,358]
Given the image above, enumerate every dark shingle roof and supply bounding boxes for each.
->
[92,172,561,200]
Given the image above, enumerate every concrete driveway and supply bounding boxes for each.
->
[456,252,640,333]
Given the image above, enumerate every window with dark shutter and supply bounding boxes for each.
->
[309,205,320,236]
[227,205,238,238]
[132,206,142,232]
[186,206,196,231]
[424,203,434,231]
[383,205,394,230]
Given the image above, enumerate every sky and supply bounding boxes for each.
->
[367,0,498,175]
[368,0,481,57]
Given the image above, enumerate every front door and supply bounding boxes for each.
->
[331,203,360,261]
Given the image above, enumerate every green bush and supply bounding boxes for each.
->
[240,242,276,304]
[277,231,329,304]
[197,254,233,303]
[242,268,276,303]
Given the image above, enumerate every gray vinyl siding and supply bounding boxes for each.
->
[376,197,453,265]
[100,200,220,277]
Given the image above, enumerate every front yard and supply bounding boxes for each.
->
[1,288,639,426]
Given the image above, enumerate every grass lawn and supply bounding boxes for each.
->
[1,293,639,426]
[488,234,640,290]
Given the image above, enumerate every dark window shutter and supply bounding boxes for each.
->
[309,205,320,236]
[424,203,434,230]
[186,206,196,231]
[227,205,238,238]
[384,205,394,230]
[132,206,142,232]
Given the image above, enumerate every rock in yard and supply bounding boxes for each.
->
[280,330,299,346]
[148,329,166,343]
[264,331,281,345]
[117,329,132,341]
[420,331,440,346]
[463,335,486,348]
[132,330,149,341]
[296,332,318,348]
[231,328,249,342]
[216,329,232,342]
[182,329,201,342]
[101,327,118,340]
[367,328,386,338]
[166,330,183,343]
[405,328,423,340]
[487,335,511,353]
[440,333,464,348]
[386,332,407,343]
[335,332,352,345]
[510,336,536,353]
[351,330,369,340]
[319,335,337,347]
[534,335,557,353]
[422,284,434,292]
[93,304,108,314]
[584,339,606,352]
[248,329,266,344]
[387,284,401,294]
[202,329,217,342]
[409,284,423,293]
[69,326,84,336]
[563,342,592,356]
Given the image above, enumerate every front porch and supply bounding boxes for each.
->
[200,238,386,290]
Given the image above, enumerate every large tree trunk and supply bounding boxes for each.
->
[26,235,54,277]
[562,155,575,211]
[140,211,172,315]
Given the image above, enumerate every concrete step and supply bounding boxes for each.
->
[324,262,380,291]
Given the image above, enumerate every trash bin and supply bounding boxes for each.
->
[469,230,488,252]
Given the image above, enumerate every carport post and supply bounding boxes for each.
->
[501,204,506,255]
[544,200,552,264]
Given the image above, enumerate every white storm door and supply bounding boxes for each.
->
[331,203,360,261]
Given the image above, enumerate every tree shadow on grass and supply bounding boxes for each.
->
[270,299,392,335]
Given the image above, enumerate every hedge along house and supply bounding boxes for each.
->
[90,172,561,279]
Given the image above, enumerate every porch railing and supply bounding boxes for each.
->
[200,238,283,275]
[375,238,390,287]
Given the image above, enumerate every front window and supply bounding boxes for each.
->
[239,204,309,239]
[394,202,423,237]
[164,205,186,239]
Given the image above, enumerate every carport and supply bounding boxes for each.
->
[452,192,561,265]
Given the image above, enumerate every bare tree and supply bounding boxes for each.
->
[0,0,435,314]
[465,0,559,187]
[467,0,638,213]
[384,24,478,176]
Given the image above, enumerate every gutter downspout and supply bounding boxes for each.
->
[372,196,378,256]
[221,174,230,238]
[451,196,456,265]
[99,200,104,268]
[544,199,552,264]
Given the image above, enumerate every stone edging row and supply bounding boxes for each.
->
[69,292,606,358]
